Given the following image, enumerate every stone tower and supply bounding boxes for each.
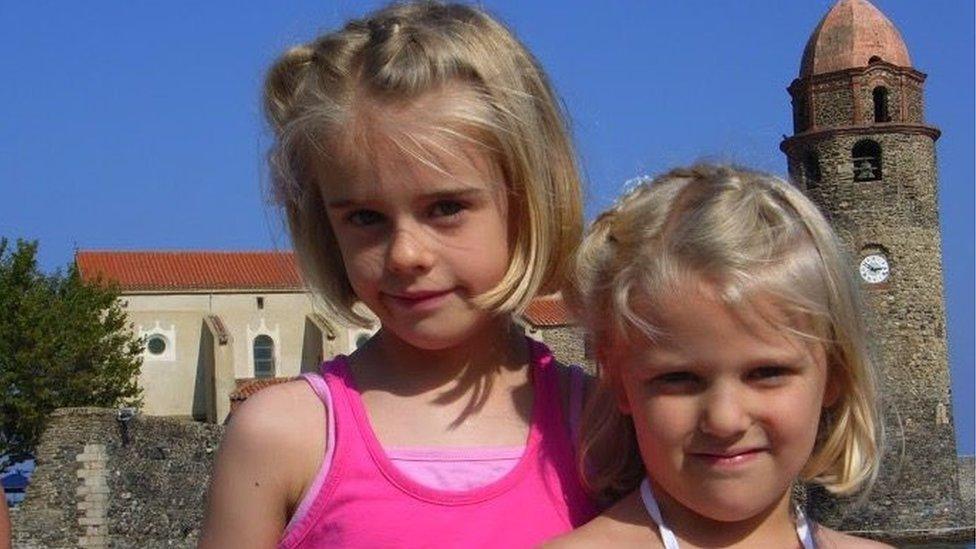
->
[780,0,964,538]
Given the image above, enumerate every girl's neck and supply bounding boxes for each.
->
[347,316,535,448]
[353,316,528,394]
[651,480,797,548]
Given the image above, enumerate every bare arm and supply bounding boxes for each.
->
[199,382,325,549]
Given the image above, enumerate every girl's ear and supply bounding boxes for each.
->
[614,379,633,415]
[822,364,841,409]
[597,346,632,415]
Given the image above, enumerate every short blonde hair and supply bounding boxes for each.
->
[263,1,583,326]
[567,164,882,503]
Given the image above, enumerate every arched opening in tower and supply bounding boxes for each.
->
[803,151,821,189]
[873,86,890,123]
[852,140,883,182]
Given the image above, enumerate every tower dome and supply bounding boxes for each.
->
[799,0,911,77]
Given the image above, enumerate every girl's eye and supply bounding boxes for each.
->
[648,371,700,395]
[347,209,384,227]
[429,200,465,219]
[654,371,699,385]
[749,365,791,382]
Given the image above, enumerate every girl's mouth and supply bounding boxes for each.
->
[383,289,455,312]
[690,448,766,468]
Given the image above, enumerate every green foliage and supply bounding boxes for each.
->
[0,238,143,462]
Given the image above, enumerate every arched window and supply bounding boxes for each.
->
[253,335,275,378]
[852,140,882,182]
[803,152,821,189]
[873,86,890,123]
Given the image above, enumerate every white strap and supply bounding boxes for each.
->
[638,477,816,549]
[639,478,681,549]
[795,503,817,549]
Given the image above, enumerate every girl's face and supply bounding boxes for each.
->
[320,124,511,351]
[610,281,835,523]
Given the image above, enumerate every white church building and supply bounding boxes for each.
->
[76,251,375,423]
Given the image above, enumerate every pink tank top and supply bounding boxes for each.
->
[277,339,597,548]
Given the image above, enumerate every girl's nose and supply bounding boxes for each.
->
[386,225,435,274]
[698,386,751,439]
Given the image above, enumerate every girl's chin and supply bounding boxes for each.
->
[676,489,791,525]
[383,322,495,351]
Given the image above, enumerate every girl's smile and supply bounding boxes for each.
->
[381,287,458,313]
[688,447,768,471]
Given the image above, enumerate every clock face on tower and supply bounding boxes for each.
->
[859,254,890,284]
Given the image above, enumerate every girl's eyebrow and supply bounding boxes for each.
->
[325,187,488,209]
[420,187,488,201]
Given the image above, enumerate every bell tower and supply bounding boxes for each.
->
[781,0,963,537]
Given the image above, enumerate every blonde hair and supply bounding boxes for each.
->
[263,1,583,326]
[567,164,882,503]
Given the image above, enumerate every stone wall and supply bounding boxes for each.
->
[535,325,594,374]
[904,84,925,124]
[12,408,223,548]
[814,85,855,128]
[959,456,975,527]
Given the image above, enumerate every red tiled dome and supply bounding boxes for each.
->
[799,0,911,77]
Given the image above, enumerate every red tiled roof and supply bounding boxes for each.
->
[522,295,575,327]
[76,251,304,292]
[229,376,299,402]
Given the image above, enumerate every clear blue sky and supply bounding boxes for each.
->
[1,1,972,453]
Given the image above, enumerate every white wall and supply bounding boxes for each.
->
[122,291,367,418]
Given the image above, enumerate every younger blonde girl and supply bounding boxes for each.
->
[554,164,888,548]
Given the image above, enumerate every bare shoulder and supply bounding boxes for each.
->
[544,490,662,549]
[225,379,327,494]
[229,379,325,436]
[198,379,326,548]
[815,525,894,548]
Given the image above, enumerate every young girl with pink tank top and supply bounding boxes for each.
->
[199,3,597,547]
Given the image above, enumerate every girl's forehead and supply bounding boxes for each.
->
[335,139,502,192]
[319,83,509,202]
[623,279,819,353]
[319,130,506,205]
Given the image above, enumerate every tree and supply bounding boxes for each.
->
[0,239,143,462]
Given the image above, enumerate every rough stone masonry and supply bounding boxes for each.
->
[12,408,223,549]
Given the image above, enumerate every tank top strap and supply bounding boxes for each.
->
[298,371,330,405]
[317,355,359,454]
[567,363,587,445]
[525,338,595,528]
[526,338,563,431]
[280,359,353,548]
[286,371,338,536]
